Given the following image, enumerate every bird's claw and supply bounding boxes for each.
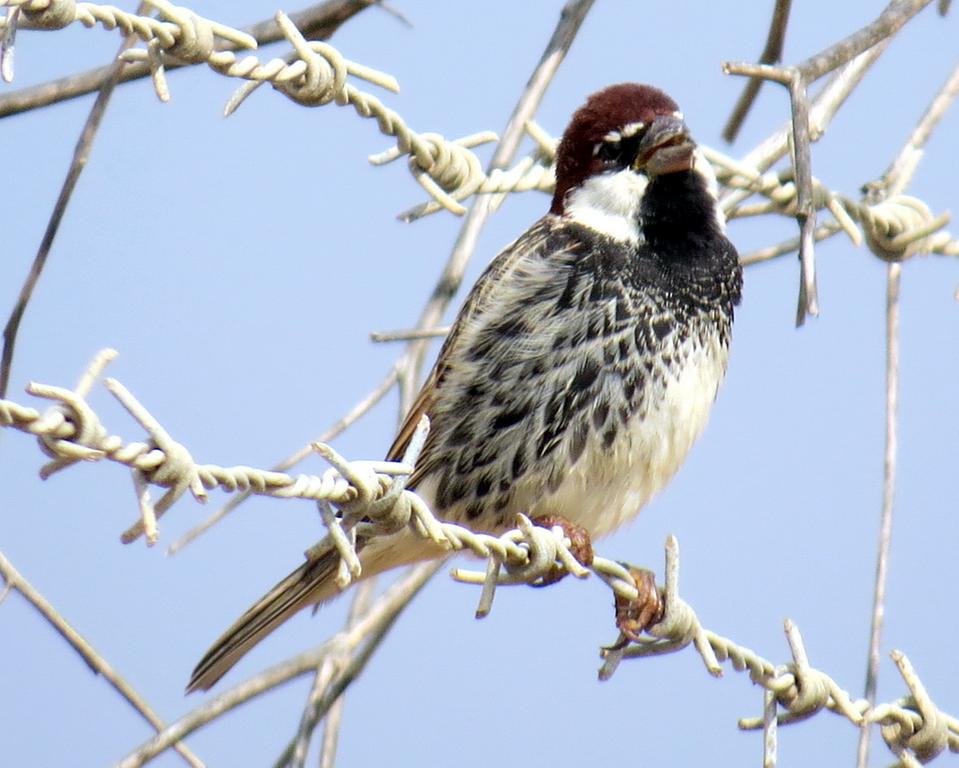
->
[609,566,664,649]
[528,514,594,587]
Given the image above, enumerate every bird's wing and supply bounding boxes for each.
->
[386,216,568,475]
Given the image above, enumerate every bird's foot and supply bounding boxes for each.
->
[529,514,594,587]
[609,566,664,649]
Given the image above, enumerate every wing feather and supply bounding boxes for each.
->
[386,217,564,479]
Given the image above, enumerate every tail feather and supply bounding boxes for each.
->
[187,547,343,693]
[187,532,446,692]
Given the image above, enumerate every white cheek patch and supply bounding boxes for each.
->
[563,169,647,245]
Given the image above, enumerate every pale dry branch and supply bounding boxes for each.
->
[723,0,939,323]
[370,325,450,343]
[276,579,377,768]
[115,561,442,768]
[0,10,143,400]
[722,0,793,143]
[854,57,959,768]
[0,551,205,768]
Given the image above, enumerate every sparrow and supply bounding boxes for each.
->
[188,83,743,692]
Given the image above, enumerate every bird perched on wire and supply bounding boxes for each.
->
[188,82,743,692]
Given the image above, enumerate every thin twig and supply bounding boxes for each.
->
[0,11,146,398]
[721,41,890,214]
[739,223,841,266]
[722,0,792,142]
[857,261,901,768]
[723,0,935,323]
[115,562,441,768]
[166,366,400,554]
[0,551,205,768]
[370,326,450,343]
[367,0,412,29]
[279,579,376,768]
[855,59,959,768]
[0,0,373,118]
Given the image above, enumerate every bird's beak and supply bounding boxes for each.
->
[634,115,694,176]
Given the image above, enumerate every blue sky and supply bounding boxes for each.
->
[1,2,957,766]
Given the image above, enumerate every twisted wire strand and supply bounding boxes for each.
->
[3,0,957,260]
[2,349,958,767]
[0,350,621,593]
[703,146,959,261]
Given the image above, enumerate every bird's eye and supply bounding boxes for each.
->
[596,140,621,165]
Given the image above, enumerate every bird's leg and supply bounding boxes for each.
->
[528,514,594,587]
[609,566,664,648]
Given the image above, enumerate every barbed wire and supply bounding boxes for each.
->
[2,349,957,768]
[3,4,958,766]
[0,349,626,595]
[0,0,526,217]
[5,0,956,264]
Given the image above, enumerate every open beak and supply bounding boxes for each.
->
[634,115,694,176]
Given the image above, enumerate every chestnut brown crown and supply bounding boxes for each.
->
[550,83,686,215]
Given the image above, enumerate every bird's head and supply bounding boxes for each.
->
[551,83,711,244]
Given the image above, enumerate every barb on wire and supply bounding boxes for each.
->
[167,365,402,555]
[0,1,375,118]
[593,541,958,768]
